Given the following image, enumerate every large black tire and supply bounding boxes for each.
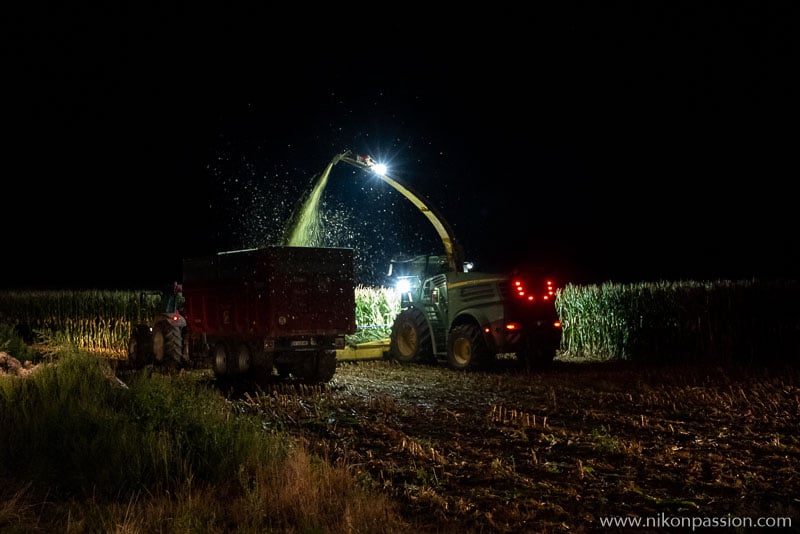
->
[127,325,153,369]
[389,307,434,364]
[213,342,231,376]
[446,323,493,371]
[312,350,338,384]
[152,320,183,367]
[302,350,338,384]
[231,342,252,375]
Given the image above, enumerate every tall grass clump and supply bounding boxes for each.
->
[0,349,270,497]
[0,349,407,532]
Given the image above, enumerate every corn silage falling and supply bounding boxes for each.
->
[284,158,336,247]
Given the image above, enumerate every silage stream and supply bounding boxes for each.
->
[284,158,336,247]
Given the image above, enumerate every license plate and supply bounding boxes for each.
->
[290,340,309,347]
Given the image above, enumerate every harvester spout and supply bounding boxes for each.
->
[336,151,464,272]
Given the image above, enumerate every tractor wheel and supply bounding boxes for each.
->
[389,307,434,364]
[127,325,153,369]
[152,320,183,367]
[447,323,493,371]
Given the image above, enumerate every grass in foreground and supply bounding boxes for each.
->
[0,350,407,533]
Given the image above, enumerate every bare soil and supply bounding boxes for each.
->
[231,357,800,533]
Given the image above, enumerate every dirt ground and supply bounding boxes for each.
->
[231,356,800,533]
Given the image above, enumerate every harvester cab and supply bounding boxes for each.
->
[387,254,450,306]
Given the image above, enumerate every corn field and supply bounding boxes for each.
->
[0,289,161,357]
[3,279,798,364]
[0,286,399,356]
[555,278,800,364]
[348,285,401,345]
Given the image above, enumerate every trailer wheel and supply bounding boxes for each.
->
[311,350,337,384]
[389,307,434,364]
[296,350,337,384]
[153,321,183,367]
[277,351,337,384]
[447,323,492,371]
[233,342,252,374]
[127,325,153,369]
[213,343,230,376]
[181,330,191,364]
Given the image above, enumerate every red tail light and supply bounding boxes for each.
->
[511,277,559,303]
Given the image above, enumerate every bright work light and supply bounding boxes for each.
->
[395,278,411,294]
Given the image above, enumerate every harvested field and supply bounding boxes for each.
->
[231,358,800,533]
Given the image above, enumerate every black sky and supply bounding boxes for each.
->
[4,3,798,289]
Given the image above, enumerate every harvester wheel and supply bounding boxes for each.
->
[389,307,434,364]
[127,325,153,369]
[447,323,492,371]
[152,321,183,368]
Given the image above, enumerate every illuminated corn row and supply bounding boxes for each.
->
[7,280,799,364]
[0,289,160,357]
[555,279,800,363]
[347,285,400,345]
[556,280,709,361]
[349,285,401,345]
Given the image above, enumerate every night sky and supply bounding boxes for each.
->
[4,4,798,290]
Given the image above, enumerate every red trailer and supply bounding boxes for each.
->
[128,246,356,385]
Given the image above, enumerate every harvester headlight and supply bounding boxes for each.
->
[395,278,412,294]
